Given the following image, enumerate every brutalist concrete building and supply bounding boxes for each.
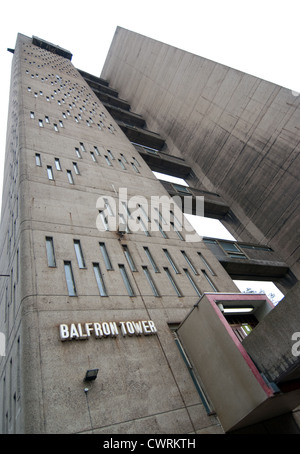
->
[0,29,299,434]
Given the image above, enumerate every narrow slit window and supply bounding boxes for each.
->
[119,264,135,296]
[99,242,113,270]
[197,252,216,276]
[55,158,62,171]
[107,150,114,160]
[99,211,109,231]
[155,220,167,239]
[138,216,150,236]
[163,249,179,274]
[93,263,107,297]
[122,245,137,272]
[119,213,129,233]
[118,159,126,170]
[142,266,160,297]
[181,251,198,275]
[164,267,182,297]
[47,166,54,180]
[202,270,218,292]
[171,221,184,240]
[73,162,80,175]
[67,170,74,184]
[120,153,127,164]
[74,239,86,268]
[154,207,167,225]
[104,155,112,166]
[45,237,56,267]
[131,162,140,173]
[75,148,82,158]
[184,268,202,297]
[104,198,114,216]
[143,247,159,272]
[170,210,182,229]
[121,201,132,219]
[138,204,149,222]
[64,261,76,296]
[132,157,140,167]
[35,153,41,166]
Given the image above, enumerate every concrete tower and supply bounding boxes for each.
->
[0,31,299,434]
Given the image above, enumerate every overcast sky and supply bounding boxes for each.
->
[1,0,297,301]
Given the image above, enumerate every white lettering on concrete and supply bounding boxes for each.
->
[59,320,157,341]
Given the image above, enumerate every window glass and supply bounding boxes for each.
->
[184,268,201,297]
[181,251,198,275]
[35,153,41,166]
[99,242,113,270]
[119,264,135,296]
[74,240,85,268]
[164,267,182,296]
[163,249,179,274]
[143,247,159,272]
[55,158,61,171]
[46,237,56,267]
[93,263,107,296]
[142,266,160,296]
[122,245,137,272]
[67,170,74,184]
[64,261,76,296]
[47,166,54,180]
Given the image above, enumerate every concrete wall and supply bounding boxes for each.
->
[0,33,240,434]
[243,282,300,384]
[101,27,300,282]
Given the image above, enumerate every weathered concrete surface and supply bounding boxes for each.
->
[101,27,300,283]
[243,282,300,385]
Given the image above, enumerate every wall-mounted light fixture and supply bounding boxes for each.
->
[84,369,99,382]
[223,307,254,314]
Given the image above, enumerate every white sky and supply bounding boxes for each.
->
[1,0,295,301]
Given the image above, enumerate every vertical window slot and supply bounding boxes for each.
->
[93,263,107,296]
[122,245,137,272]
[99,242,113,270]
[164,267,182,296]
[184,268,202,297]
[74,240,86,268]
[45,237,56,267]
[64,261,76,296]
[143,247,159,272]
[119,264,135,297]
[142,266,160,297]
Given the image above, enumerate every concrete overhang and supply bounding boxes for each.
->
[219,258,289,281]
[118,122,165,150]
[133,145,191,178]
[103,103,146,128]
